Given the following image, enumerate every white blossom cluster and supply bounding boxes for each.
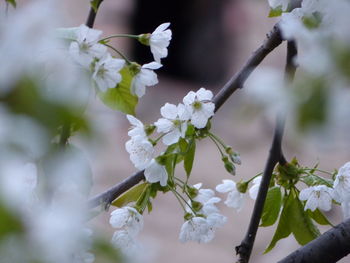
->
[296,162,350,219]
[125,88,215,185]
[109,206,144,255]
[179,183,227,243]
[64,23,171,97]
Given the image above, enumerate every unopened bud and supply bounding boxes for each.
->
[186,186,198,199]
[222,156,236,175]
[145,124,156,136]
[138,33,151,46]
[191,201,203,212]
[236,181,248,193]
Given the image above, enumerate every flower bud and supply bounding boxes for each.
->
[191,201,203,212]
[236,181,248,193]
[145,124,156,136]
[138,33,151,46]
[222,156,236,175]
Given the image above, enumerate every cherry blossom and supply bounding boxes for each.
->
[299,185,334,211]
[216,179,245,212]
[92,54,125,92]
[144,159,168,186]
[333,162,350,202]
[149,23,172,63]
[154,103,190,145]
[132,62,162,98]
[249,176,262,200]
[179,216,215,243]
[183,88,215,129]
[125,135,154,170]
[69,24,107,67]
[109,206,143,237]
[126,115,146,138]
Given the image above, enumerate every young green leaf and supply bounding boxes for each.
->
[264,193,293,253]
[98,66,138,115]
[302,174,333,187]
[184,140,196,177]
[111,182,148,207]
[261,186,282,227]
[307,208,333,226]
[0,201,23,240]
[289,193,320,245]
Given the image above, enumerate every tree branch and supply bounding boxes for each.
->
[86,0,104,28]
[88,23,285,209]
[88,170,145,209]
[235,40,297,263]
[278,218,350,263]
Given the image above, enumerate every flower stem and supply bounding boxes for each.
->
[208,134,225,157]
[100,34,139,42]
[103,43,131,64]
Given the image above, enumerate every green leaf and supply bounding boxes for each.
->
[264,192,293,253]
[98,66,138,115]
[268,5,283,17]
[302,174,333,187]
[111,182,148,207]
[261,187,282,227]
[184,140,196,177]
[6,0,16,8]
[92,238,123,262]
[90,0,100,12]
[307,208,333,226]
[0,201,23,240]
[164,154,176,178]
[178,138,188,154]
[289,192,320,245]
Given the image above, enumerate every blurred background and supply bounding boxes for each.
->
[12,0,350,262]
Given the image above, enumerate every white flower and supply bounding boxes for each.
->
[154,103,191,145]
[149,23,172,63]
[216,179,245,212]
[333,162,350,202]
[183,88,215,129]
[126,115,146,138]
[132,62,162,98]
[111,230,141,255]
[125,135,154,170]
[92,54,125,92]
[299,185,334,211]
[109,206,143,237]
[189,183,227,228]
[69,24,107,67]
[206,213,227,228]
[144,159,168,186]
[179,217,214,243]
[249,176,262,200]
[268,0,291,10]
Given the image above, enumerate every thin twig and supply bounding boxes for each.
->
[235,40,297,263]
[86,0,104,28]
[278,218,350,263]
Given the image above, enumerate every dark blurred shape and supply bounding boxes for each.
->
[132,0,233,85]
